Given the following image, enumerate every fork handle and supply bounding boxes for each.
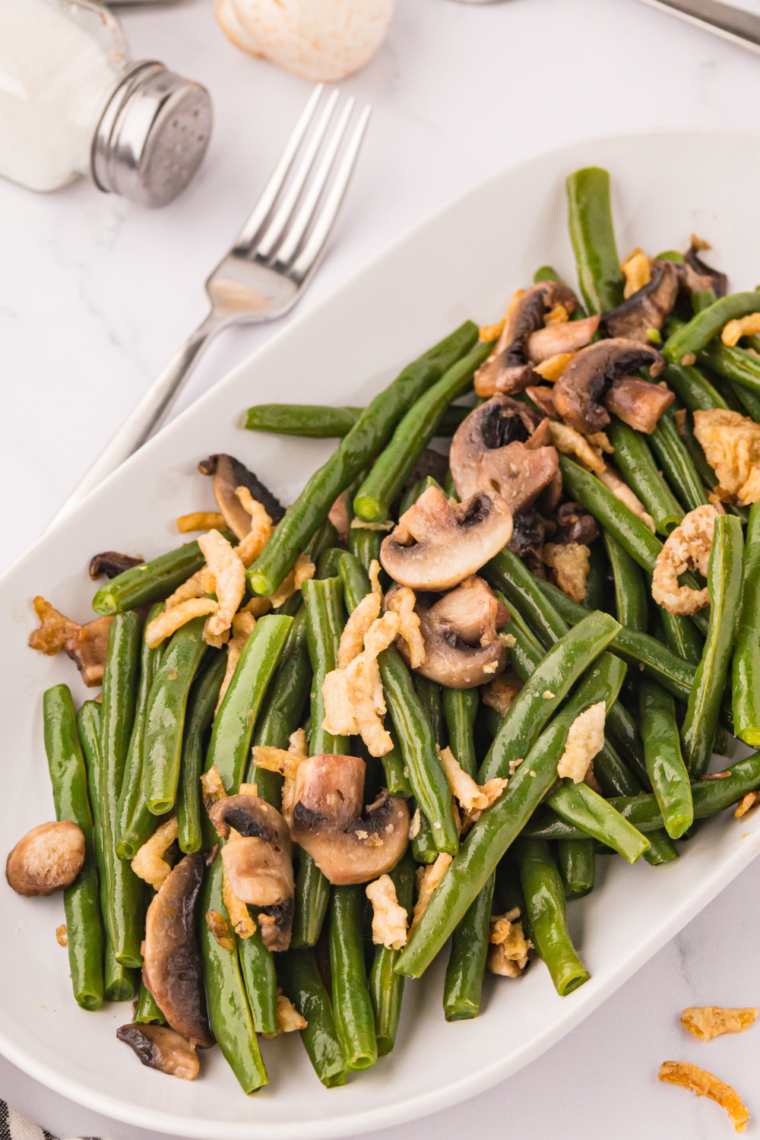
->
[635,0,760,52]
[49,313,222,527]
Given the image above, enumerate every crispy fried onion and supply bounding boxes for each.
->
[366,874,408,950]
[205,909,234,950]
[557,701,606,783]
[622,248,651,298]
[199,530,246,639]
[322,612,400,757]
[223,866,256,939]
[145,597,219,650]
[235,487,274,567]
[534,352,574,382]
[548,420,606,475]
[658,1061,750,1133]
[488,912,531,977]
[268,553,316,610]
[338,560,383,668]
[131,817,179,890]
[176,511,225,534]
[163,567,216,610]
[541,542,590,604]
[201,765,227,810]
[735,791,760,818]
[598,467,656,532]
[722,313,760,346]
[482,671,523,718]
[262,990,307,1040]
[693,409,760,506]
[28,597,113,687]
[652,505,717,615]
[385,583,426,669]
[253,729,307,829]
[216,611,257,713]
[438,746,507,825]
[409,854,452,935]
[681,1007,758,1042]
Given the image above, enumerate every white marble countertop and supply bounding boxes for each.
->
[4,0,760,1136]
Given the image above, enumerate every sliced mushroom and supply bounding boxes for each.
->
[388,577,508,688]
[29,598,114,688]
[474,281,578,396]
[208,795,293,907]
[449,395,559,514]
[198,454,285,539]
[604,375,675,434]
[380,485,513,592]
[116,1023,199,1081]
[6,821,84,897]
[527,314,600,362]
[257,898,294,953]
[552,339,666,435]
[290,754,409,885]
[404,447,449,488]
[142,852,215,1048]
[600,259,679,343]
[675,241,728,299]
[554,501,599,546]
[525,386,558,420]
[508,507,554,560]
[88,551,144,579]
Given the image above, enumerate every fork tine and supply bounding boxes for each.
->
[254,89,340,261]
[273,96,355,269]
[233,84,324,251]
[290,104,372,283]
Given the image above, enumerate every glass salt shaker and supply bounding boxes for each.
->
[0,0,212,207]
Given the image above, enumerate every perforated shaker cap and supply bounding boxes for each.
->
[91,61,212,208]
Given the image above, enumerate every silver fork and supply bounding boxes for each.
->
[52,85,371,523]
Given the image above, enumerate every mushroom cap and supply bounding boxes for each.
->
[553,338,665,435]
[88,551,144,580]
[601,260,679,342]
[388,577,508,688]
[604,375,675,434]
[290,755,410,885]
[209,794,294,909]
[198,454,285,539]
[555,501,599,546]
[449,395,559,515]
[116,1023,199,1081]
[258,898,294,952]
[675,242,728,299]
[143,853,214,1049]
[6,821,85,897]
[527,313,600,363]
[380,485,513,592]
[474,281,578,396]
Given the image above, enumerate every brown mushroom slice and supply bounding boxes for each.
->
[116,1023,199,1081]
[142,853,215,1048]
[258,898,294,953]
[449,396,559,514]
[290,754,409,885]
[555,501,599,545]
[198,454,286,539]
[88,551,144,579]
[601,260,679,343]
[508,507,553,560]
[390,577,509,688]
[380,485,513,592]
[474,281,578,396]
[674,241,728,299]
[6,821,85,897]
[527,314,600,363]
[553,339,665,434]
[603,375,675,434]
[525,386,558,420]
[208,795,294,908]
[29,599,114,688]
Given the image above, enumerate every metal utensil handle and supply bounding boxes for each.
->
[48,314,218,527]
[636,0,760,53]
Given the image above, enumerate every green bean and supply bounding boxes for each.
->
[134,981,166,1024]
[443,873,495,1022]
[587,735,678,862]
[104,943,136,1002]
[354,340,492,523]
[478,611,621,783]
[99,613,144,968]
[248,322,478,597]
[349,527,383,573]
[547,781,650,863]
[369,853,415,1051]
[583,540,607,610]
[205,615,292,793]
[664,293,760,364]
[442,688,479,779]
[663,362,728,413]
[659,605,704,666]
[381,729,413,797]
[566,167,624,314]
[395,653,625,978]
[42,684,104,1011]
[238,919,277,1036]
[557,840,595,899]
[245,402,471,439]
[707,372,748,414]
[316,547,345,580]
[177,651,226,852]
[92,542,206,616]
[514,839,589,996]
[279,949,348,1087]
[607,418,683,535]
[115,603,162,860]
[639,676,693,838]
[524,752,760,841]
[649,407,710,514]
[199,857,268,1092]
[411,803,439,864]
[144,617,209,814]
[734,503,760,745]
[604,533,648,632]
[292,854,331,949]
[485,547,568,649]
[682,515,744,777]
[701,338,760,399]
[413,674,446,748]
[330,886,377,1071]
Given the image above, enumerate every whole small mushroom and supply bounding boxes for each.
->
[7,821,85,897]
[215,0,394,82]
[117,1024,199,1081]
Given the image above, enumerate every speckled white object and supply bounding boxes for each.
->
[214,0,394,81]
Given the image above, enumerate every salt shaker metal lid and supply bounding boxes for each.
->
[91,60,212,208]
